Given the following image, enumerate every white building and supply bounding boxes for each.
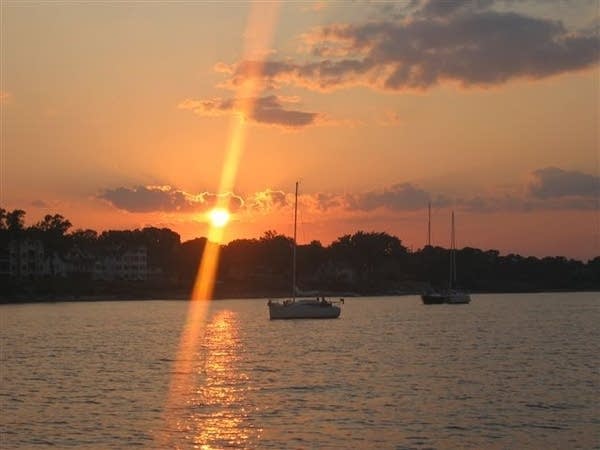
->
[93,246,148,281]
[8,239,47,278]
[6,239,148,280]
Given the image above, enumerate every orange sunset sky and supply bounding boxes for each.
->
[1,1,598,260]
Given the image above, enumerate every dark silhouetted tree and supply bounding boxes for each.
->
[31,214,73,275]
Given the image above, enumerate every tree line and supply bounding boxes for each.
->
[1,208,599,300]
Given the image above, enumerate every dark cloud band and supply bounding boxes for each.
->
[527,167,599,199]
[99,167,597,215]
[99,186,243,213]
[221,1,598,92]
[178,95,320,129]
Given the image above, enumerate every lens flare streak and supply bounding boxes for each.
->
[160,2,280,447]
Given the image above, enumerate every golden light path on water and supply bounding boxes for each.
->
[193,310,255,447]
[159,3,280,447]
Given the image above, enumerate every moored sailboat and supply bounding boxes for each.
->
[422,210,471,305]
[267,182,343,319]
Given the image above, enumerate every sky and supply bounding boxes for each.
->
[1,0,599,261]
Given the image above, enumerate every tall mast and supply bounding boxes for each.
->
[451,210,456,287]
[292,181,298,301]
[427,201,431,247]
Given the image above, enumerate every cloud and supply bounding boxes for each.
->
[451,167,599,212]
[100,167,597,216]
[417,0,494,18]
[456,193,536,213]
[527,167,599,199]
[199,192,245,212]
[242,168,598,216]
[178,95,322,129]
[245,189,290,213]
[339,167,598,214]
[219,1,598,93]
[99,185,244,213]
[311,192,345,211]
[348,183,448,211]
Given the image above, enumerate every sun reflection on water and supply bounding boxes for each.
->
[192,311,255,448]
[160,3,279,447]
[161,310,260,449]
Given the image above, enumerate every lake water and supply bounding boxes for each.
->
[1,293,598,449]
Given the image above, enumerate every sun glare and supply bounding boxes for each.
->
[160,3,280,446]
[208,208,231,228]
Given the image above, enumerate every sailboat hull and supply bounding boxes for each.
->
[268,300,341,319]
[421,291,471,304]
[422,210,472,306]
[267,181,343,320]
[445,292,471,304]
[421,294,446,304]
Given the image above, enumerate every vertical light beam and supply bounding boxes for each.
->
[160,3,281,446]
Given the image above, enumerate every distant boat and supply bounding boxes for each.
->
[421,289,471,305]
[422,209,471,305]
[267,182,343,319]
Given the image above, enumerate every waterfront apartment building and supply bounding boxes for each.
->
[4,239,148,281]
[92,246,148,281]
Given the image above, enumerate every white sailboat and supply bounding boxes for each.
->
[267,182,343,319]
[421,210,471,305]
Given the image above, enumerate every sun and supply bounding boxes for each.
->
[208,208,231,228]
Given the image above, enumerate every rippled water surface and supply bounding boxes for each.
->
[1,293,599,449]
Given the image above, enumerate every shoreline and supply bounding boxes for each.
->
[1,288,598,305]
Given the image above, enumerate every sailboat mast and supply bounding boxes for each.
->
[451,211,456,287]
[427,201,431,247]
[292,181,298,301]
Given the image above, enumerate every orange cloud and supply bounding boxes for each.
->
[245,189,290,213]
